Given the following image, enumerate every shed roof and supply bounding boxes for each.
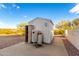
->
[29,17,54,25]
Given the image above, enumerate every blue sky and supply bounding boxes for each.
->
[0,3,79,28]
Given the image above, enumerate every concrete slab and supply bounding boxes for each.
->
[0,37,68,56]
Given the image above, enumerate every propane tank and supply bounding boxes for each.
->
[37,32,43,45]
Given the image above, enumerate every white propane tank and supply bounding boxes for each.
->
[37,32,43,45]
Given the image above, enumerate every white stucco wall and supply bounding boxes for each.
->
[29,18,54,44]
[65,27,79,50]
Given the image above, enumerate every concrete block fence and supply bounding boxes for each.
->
[64,27,79,56]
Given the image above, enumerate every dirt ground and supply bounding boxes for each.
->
[0,35,25,49]
[0,36,68,56]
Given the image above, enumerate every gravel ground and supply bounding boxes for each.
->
[0,36,68,56]
[0,35,25,49]
[62,39,79,56]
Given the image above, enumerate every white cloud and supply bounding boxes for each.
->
[12,4,20,9]
[0,4,7,9]
[69,4,79,14]
[16,6,20,9]
[0,4,20,10]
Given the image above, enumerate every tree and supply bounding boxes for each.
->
[55,20,75,35]
[72,18,79,26]
[56,20,73,30]
[16,22,28,35]
[17,22,28,28]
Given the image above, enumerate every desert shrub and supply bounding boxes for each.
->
[54,29,65,35]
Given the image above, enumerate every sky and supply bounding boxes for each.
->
[0,3,79,28]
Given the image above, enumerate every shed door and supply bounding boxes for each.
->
[25,26,28,42]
